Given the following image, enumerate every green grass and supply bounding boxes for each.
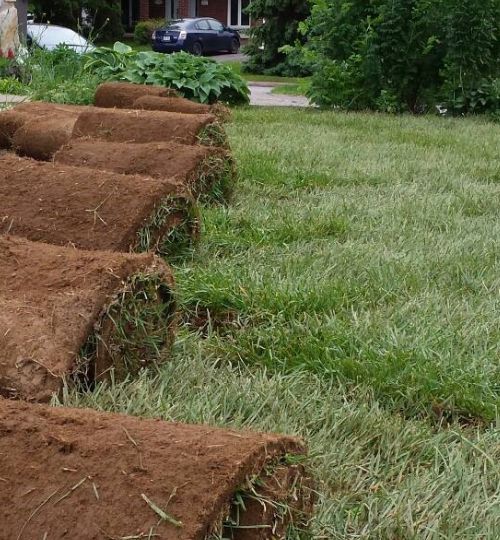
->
[226,61,308,84]
[62,107,500,537]
[271,80,311,96]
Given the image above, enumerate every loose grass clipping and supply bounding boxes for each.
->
[94,81,179,108]
[0,236,176,401]
[55,139,236,203]
[72,107,228,148]
[0,154,199,256]
[0,399,315,539]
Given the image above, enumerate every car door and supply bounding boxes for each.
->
[194,19,216,52]
[207,19,229,53]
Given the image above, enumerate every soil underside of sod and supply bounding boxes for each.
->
[94,82,179,109]
[55,139,235,202]
[0,236,175,401]
[0,400,312,540]
[0,154,197,254]
[72,108,227,147]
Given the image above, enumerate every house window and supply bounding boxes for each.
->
[228,0,250,28]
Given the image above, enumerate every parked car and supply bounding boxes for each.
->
[27,24,94,53]
[151,18,240,56]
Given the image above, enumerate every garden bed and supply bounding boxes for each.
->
[0,235,176,401]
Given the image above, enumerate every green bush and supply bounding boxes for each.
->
[134,19,166,44]
[16,45,99,104]
[243,0,311,77]
[302,0,500,115]
[85,43,250,104]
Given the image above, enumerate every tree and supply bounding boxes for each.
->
[243,0,311,76]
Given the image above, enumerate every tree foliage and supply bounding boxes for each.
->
[302,0,500,115]
[31,0,124,41]
[243,0,311,76]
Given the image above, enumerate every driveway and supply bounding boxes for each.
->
[210,52,247,63]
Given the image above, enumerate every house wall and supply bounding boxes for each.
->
[197,0,227,24]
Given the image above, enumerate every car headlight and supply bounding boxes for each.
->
[179,31,187,40]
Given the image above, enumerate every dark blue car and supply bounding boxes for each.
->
[152,18,240,56]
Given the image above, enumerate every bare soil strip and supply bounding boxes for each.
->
[55,139,235,202]
[0,399,313,539]
[0,236,176,401]
[0,154,199,255]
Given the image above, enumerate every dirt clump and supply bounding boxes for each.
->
[94,81,179,108]
[0,154,199,255]
[0,235,176,401]
[0,399,313,539]
[55,139,235,201]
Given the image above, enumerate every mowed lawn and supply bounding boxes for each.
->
[64,108,500,538]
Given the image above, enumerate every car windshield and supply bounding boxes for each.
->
[28,25,92,51]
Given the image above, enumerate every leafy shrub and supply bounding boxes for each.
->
[301,0,500,115]
[85,43,250,104]
[243,0,311,77]
[134,19,166,44]
[15,45,99,104]
[0,78,29,95]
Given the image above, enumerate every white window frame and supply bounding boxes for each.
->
[227,0,251,29]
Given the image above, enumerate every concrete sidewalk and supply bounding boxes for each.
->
[0,94,29,108]
[247,83,311,108]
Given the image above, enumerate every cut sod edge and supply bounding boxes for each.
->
[135,195,201,257]
[197,121,230,149]
[188,152,237,203]
[75,266,176,386]
[206,456,314,540]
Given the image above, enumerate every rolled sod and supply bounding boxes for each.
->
[133,95,231,122]
[0,236,176,401]
[0,399,314,539]
[55,139,236,202]
[72,107,228,148]
[13,115,78,160]
[94,81,179,109]
[0,154,199,256]
[0,102,84,150]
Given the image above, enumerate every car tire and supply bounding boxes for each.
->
[191,41,203,56]
[230,38,240,54]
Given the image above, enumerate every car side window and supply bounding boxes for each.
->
[208,20,224,32]
[195,20,210,30]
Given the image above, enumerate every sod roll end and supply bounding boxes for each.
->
[0,399,315,539]
[0,236,177,402]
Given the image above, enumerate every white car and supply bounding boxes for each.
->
[27,24,94,53]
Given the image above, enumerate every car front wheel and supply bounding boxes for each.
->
[230,38,240,54]
[191,41,203,56]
